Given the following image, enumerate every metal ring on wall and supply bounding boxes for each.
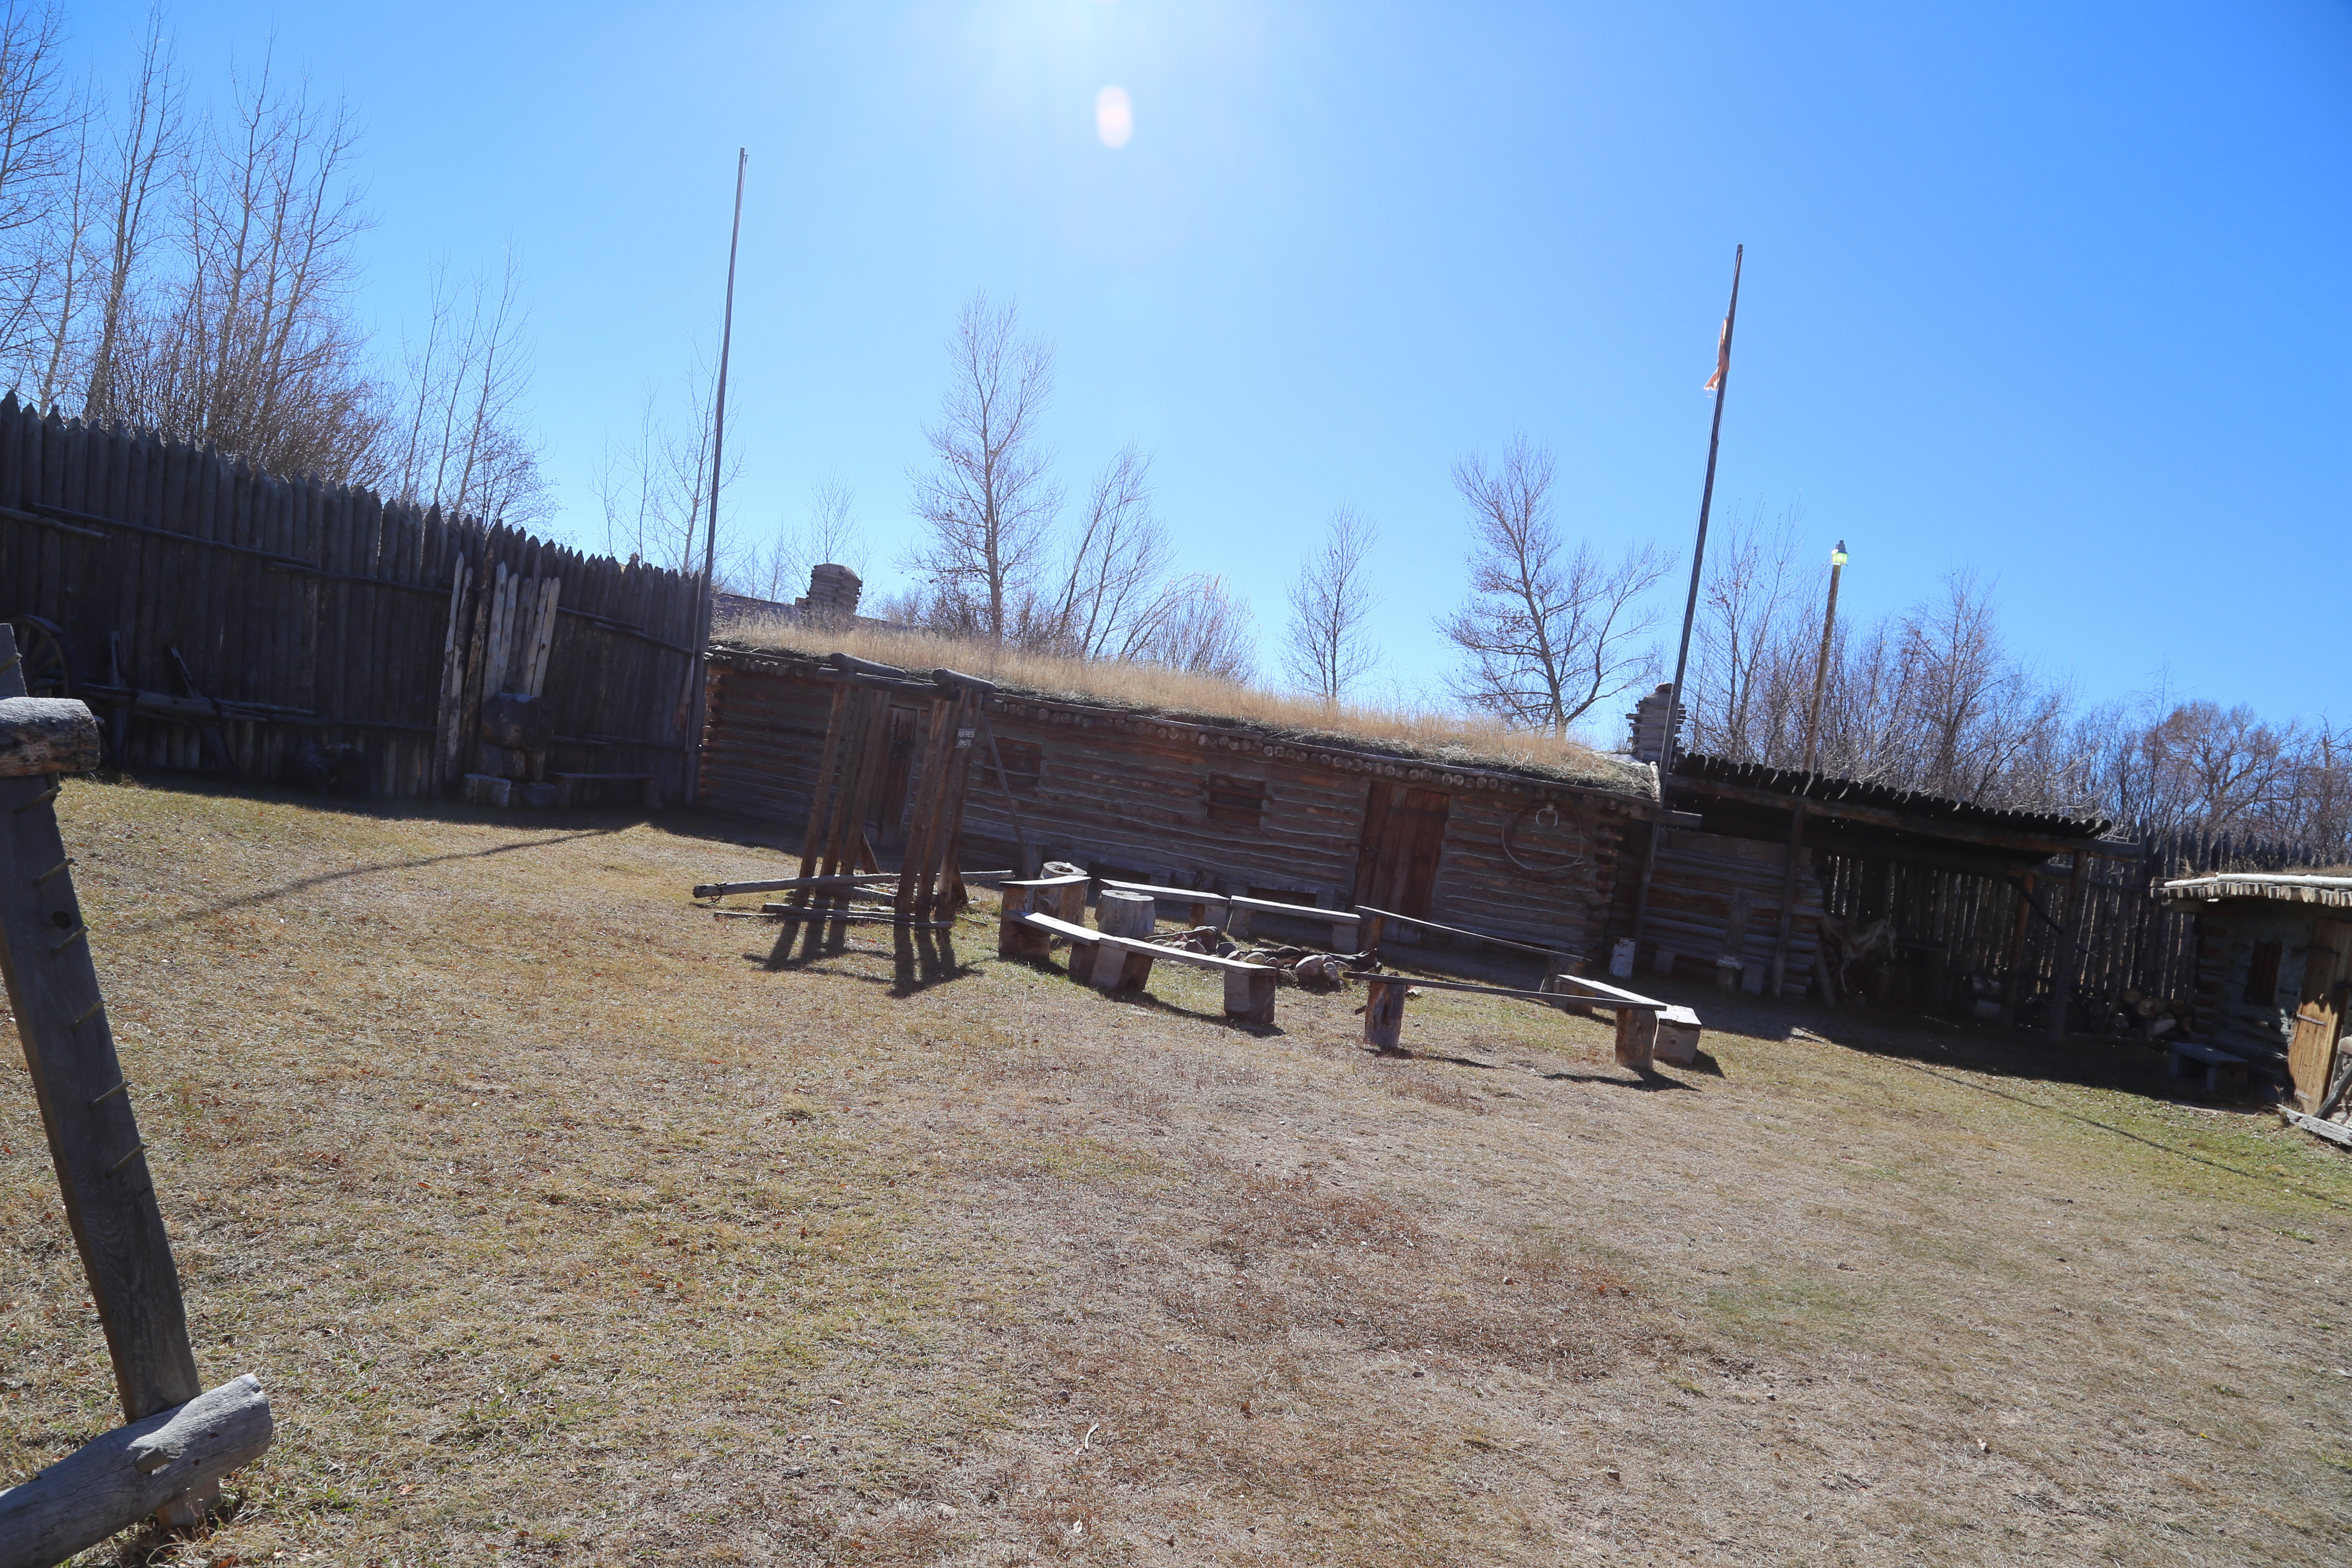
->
[1503,799,1587,879]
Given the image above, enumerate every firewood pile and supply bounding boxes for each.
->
[1146,926,1360,989]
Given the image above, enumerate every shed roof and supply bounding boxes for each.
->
[2154,873,2352,910]
[1670,754,2116,839]
[706,642,1661,802]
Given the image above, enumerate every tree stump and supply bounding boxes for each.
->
[1363,976,1411,1054]
[1096,889,1156,940]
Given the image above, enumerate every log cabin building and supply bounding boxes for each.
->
[698,643,1664,965]
[2154,873,2352,1108]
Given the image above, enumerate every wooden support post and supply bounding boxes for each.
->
[1359,912,1386,956]
[1223,967,1277,1025]
[1767,802,1807,998]
[0,657,200,1423]
[1096,946,1155,992]
[1998,872,2034,1026]
[2044,853,2091,1041]
[0,628,266,1544]
[1363,975,1411,1053]
[1614,1004,1658,1071]
[997,884,1051,960]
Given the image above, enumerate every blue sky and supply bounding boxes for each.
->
[72,0,2352,730]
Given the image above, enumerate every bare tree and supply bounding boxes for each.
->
[735,476,864,603]
[907,293,1059,644]
[595,352,741,574]
[97,55,385,481]
[1686,513,1809,761]
[1142,574,1255,682]
[77,9,178,420]
[1022,445,1185,659]
[1283,505,1380,704]
[1440,436,1669,735]
[384,255,548,524]
[0,0,77,376]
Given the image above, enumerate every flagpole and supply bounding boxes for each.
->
[683,147,748,810]
[1629,243,1743,959]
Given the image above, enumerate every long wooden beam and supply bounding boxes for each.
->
[1343,971,1665,1011]
[1673,776,2141,860]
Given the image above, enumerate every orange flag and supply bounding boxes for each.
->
[1703,317,1729,392]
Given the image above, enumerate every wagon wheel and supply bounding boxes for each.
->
[1502,799,1587,879]
[3,614,75,698]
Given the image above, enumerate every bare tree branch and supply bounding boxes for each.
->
[906,292,1059,644]
[1282,505,1380,704]
[1440,436,1668,735]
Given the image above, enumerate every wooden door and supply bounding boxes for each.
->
[2288,919,2352,1110]
[1352,784,1452,918]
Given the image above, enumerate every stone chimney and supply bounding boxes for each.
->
[1626,683,1683,765]
[804,563,863,625]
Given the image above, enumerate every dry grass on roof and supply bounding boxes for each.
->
[718,617,1656,798]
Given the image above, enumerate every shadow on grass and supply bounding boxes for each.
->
[1530,1067,1698,1093]
[1880,1056,2352,1212]
[757,913,980,995]
[113,823,629,932]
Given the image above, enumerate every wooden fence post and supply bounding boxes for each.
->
[2044,852,2092,1040]
[0,629,269,1546]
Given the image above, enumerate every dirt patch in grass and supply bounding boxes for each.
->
[1,775,2348,1565]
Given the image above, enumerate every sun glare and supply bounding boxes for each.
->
[1095,85,1133,148]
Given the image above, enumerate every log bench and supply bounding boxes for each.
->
[2169,1041,2251,1097]
[1008,911,1279,1024]
[1347,969,1677,1068]
[550,772,653,809]
[1227,895,1360,954]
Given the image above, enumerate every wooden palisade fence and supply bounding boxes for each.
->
[0,397,702,802]
[1813,821,2343,1032]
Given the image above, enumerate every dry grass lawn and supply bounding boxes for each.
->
[3,778,2348,1567]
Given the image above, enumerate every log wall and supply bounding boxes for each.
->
[1644,828,1823,998]
[700,651,1654,962]
[0,400,701,799]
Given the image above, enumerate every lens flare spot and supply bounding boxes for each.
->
[1095,86,1133,149]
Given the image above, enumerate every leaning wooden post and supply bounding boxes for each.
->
[0,630,271,1548]
[1363,975,1411,1054]
[2044,852,2092,1040]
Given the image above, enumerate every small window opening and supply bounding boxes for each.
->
[2243,940,2283,1006]
[1205,773,1268,828]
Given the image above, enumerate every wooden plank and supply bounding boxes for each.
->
[1101,878,1232,906]
[1339,971,1663,1011]
[2279,1107,2352,1148]
[1353,904,1553,958]
[2288,918,2352,1109]
[0,628,201,1424]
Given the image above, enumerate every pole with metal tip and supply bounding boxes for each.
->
[684,148,748,810]
[1629,244,1743,956]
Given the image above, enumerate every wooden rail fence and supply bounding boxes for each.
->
[0,397,702,801]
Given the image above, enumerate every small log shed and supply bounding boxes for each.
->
[698,645,1666,966]
[1640,754,2138,1013]
[2153,873,2352,1108]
